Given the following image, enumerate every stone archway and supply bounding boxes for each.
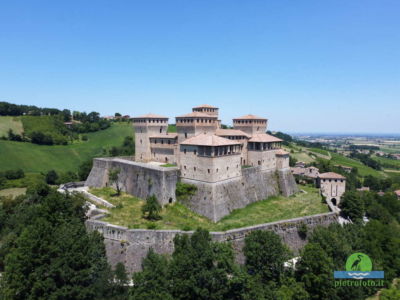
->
[331,198,337,206]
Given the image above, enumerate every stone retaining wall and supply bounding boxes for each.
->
[86,212,338,274]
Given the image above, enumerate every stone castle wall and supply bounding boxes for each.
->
[86,212,338,274]
[85,158,179,205]
[181,167,298,222]
[86,160,298,222]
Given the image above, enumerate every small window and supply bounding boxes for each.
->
[140,139,142,144]
[194,167,196,171]
[208,169,210,174]
[184,149,187,154]
[184,165,187,170]
[216,168,219,173]
[185,133,188,138]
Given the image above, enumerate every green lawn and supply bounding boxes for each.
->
[0,123,134,173]
[329,152,385,177]
[0,116,24,137]
[92,185,328,231]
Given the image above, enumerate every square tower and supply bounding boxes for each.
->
[233,114,268,136]
[132,114,169,162]
[175,112,219,143]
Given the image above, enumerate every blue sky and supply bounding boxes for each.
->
[0,0,399,133]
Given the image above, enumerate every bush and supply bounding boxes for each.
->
[142,195,162,220]
[4,169,25,180]
[176,182,197,201]
[45,170,59,185]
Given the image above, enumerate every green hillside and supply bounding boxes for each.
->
[0,123,133,173]
[329,152,384,177]
[0,116,23,137]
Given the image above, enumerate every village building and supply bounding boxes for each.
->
[316,172,346,207]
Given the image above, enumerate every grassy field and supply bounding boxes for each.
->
[373,155,400,170]
[329,152,384,177]
[0,123,134,173]
[92,185,328,231]
[0,188,27,198]
[0,116,24,137]
[289,151,316,164]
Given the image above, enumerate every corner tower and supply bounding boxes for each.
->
[233,114,268,136]
[132,114,169,162]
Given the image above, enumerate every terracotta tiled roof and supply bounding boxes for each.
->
[233,114,267,120]
[132,113,168,119]
[318,172,346,179]
[176,112,218,118]
[275,149,289,156]
[215,129,250,138]
[248,133,282,143]
[193,104,218,109]
[149,133,178,139]
[181,134,241,146]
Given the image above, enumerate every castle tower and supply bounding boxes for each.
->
[132,114,169,162]
[233,114,268,136]
[192,104,219,118]
[175,112,218,143]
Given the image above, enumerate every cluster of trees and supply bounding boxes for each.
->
[109,136,135,157]
[0,101,65,117]
[1,177,400,299]
[1,102,111,145]
[340,189,400,224]
[0,182,129,300]
[349,152,382,170]
[0,169,25,189]
[71,111,111,133]
[348,145,380,151]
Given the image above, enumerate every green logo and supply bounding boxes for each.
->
[345,253,372,272]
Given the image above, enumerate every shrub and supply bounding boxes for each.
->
[146,222,157,229]
[142,195,162,220]
[176,182,197,201]
[45,170,59,185]
[4,169,25,180]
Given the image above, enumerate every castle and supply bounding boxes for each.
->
[86,104,298,221]
[133,104,289,177]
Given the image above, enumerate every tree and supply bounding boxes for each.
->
[45,170,59,185]
[130,249,173,300]
[78,159,93,181]
[296,243,335,300]
[243,230,290,283]
[142,195,162,220]
[340,191,364,221]
[169,229,235,300]
[0,189,112,300]
[108,168,121,195]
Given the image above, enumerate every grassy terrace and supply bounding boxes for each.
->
[90,185,329,231]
